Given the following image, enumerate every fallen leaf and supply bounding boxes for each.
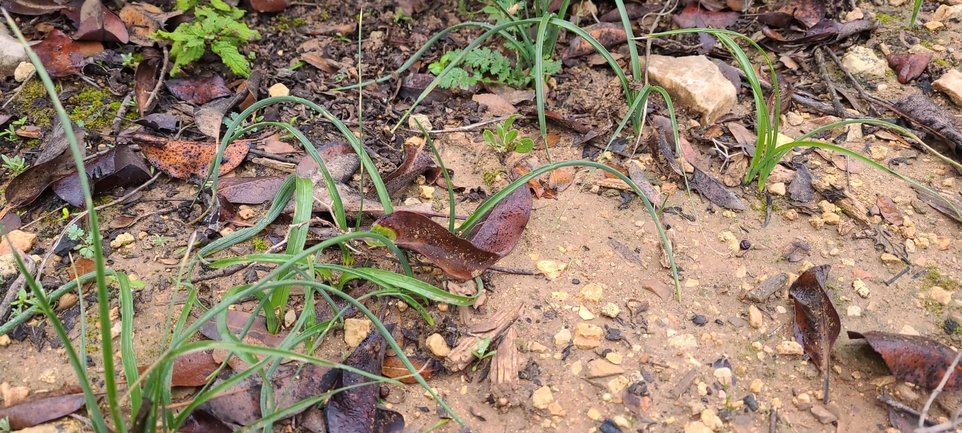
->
[0,385,84,429]
[198,310,288,349]
[135,112,179,131]
[250,0,288,12]
[134,51,160,116]
[888,406,937,432]
[850,331,962,391]
[463,185,531,257]
[691,168,746,211]
[672,4,740,50]
[382,139,441,196]
[259,135,296,154]
[627,161,662,207]
[73,0,128,43]
[0,0,73,15]
[382,355,444,384]
[300,52,341,73]
[2,120,84,214]
[166,75,232,105]
[445,304,521,372]
[33,29,83,78]
[372,211,500,280]
[295,141,360,184]
[782,238,810,262]
[876,195,903,226]
[894,95,962,157]
[472,93,516,116]
[768,0,825,29]
[564,22,627,59]
[118,2,180,46]
[194,97,234,139]
[913,185,962,225]
[788,163,815,202]
[789,264,840,404]
[130,132,251,181]
[886,52,932,85]
[138,350,220,387]
[179,408,233,433]
[490,327,518,388]
[51,145,151,207]
[325,328,388,433]
[218,176,285,204]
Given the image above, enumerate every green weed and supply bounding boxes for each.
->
[1,155,27,176]
[482,114,534,154]
[152,0,261,77]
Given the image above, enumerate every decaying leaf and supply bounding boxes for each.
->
[137,350,220,387]
[0,0,72,15]
[134,51,160,116]
[463,185,531,257]
[849,331,962,391]
[382,355,445,384]
[0,120,85,217]
[325,328,388,433]
[179,409,233,433]
[382,139,441,197]
[51,144,151,207]
[118,2,180,46]
[166,75,232,105]
[789,264,840,404]
[0,385,85,430]
[198,310,288,349]
[912,185,962,225]
[782,238,810,262]
[372,211,500,280]
[788,163,814,202]
[672,3,740,50]
[876,195,903,226]
[490,327,519,390]
[445,304,521,372]
[250,0,288,12]
[564,22,627,59]
[32,29,83,78]
[894,95,962,157]
[73,0,128,43]
[218,176,285,205]
[129,132,251,181]
[886,52,932,85]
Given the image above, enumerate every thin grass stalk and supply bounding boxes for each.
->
[265,176,313,333]
[413,120,457,232]
[614,0,644,132]
[534,13,554,161]
[3,12,124,431]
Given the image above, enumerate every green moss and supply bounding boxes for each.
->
[921,266,960,291]
[251,237,269,252]
[932,58,956,68]
[14,80,53,126]
[482,169,503,190]
[275,16,307,31]
[68,87,120,132]
[875,13,898,25]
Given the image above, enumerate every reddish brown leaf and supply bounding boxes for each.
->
[198,310,288,348]
[295,141,360,183]
[382,355,445,384]
[372,211,501,280]
[876,195,903,226]
[51,144,152,207]
[218,176,285,204]
[137,350,219,387]
[772,0,825,28]
[250,0,288,12]
[73,0,128,43]
[200,363,335,426]
[782,238,810,262]
[130,132,251,181]
[118,3,180,46]
[849,331,962,390]
[33,29,83,78]
[464,185,531,257]
[3,121,85,212]
[65,257,94,280]
[325,328,388,433]
[300,52,341,74]
[166,75,232,105]
[0,385,84,429]
[672,4,739,50]
[259,135,296,154]
[886,52,932,84]
[564,22,627,59]
[0,0,73,15]
[133,51,160,116]
[382,139,440,196]
[789,264,840,404]
[179,409,233,433]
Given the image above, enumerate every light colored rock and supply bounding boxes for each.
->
[607,375,631,394]
[811,404,838,424]
[668,333,698,350]
[343,318,372,348]
[548,402,566,416]
[237,205,255,220]
[0,29,27,78]
[418,185,435,200]
[767,182,787,196]
[425,333,451,357]
[785,111,804,126]
[38,369,57,384]
[532,385,554,409]
[684,421,714,433]
[554,328,571,346]
[642,55,737,125]
[578,283,604,302]
[605,352,623,365]
[13,61,34,82]
[842,46,887,77]
[529,342,548,353]
[747,305,763,329]
[586,407,602,420]
[847,305,862,317]
[900,324,921,335]
[749,378,763,393]
[612,415,630,428]
[0,254,18,281]
[1,382,28,406]
[870,145,888,161]
[776,340,804,355]
[408,113,432,130]
[880,253,901,264]
[0,334,9,347]
[573,323,603,349]
[268,83,290,97]
[701,409,724,430]
[0,230,37,255]
[110,232,135,249]
[600,302,620,318]
[713,367,733,387]
[536,260,566,279]
[587,359,625,378]
[924,20,944,31]
[822,212,841,225]
[578,305,595,320]
[933,4,962,20]
[930,286,953,305]
[15,418,83,433]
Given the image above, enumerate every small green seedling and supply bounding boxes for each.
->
[1,155,27,176]
[0,117,28,142]
[152,234,167,246]
[470,336,497,370]
[120,53,136,68]
[152,0,261,77]
[483,114,534,154]
[66,224,96,259]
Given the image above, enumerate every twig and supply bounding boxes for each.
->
[142,46,169,116]
[0,70,36,109]
[487,266,537,275]
[0,249,36,324]
[918,348,962,428]
[884,266,910,286]
[769,407,778,433]
[111,92,133,135]
[412,115,515,134]
[814,47,847,117]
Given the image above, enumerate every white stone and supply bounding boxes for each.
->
[425,333,451,357]
[13,61,34,82]
[343,318,372,348]
[642,55,737,125]
[532,385,554,409]
[841,46,887,77]
[268,83,290,97]
[934,69,962,106]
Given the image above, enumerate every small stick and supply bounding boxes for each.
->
[769,407,778,433]
[814,47,847,117]
[412,115,515,134]
[884,266,910,286]
[142,46,169,116]
[0,70,36,109]
[111,92,133,135]
[487,266,537,275]
[669,368,698,400]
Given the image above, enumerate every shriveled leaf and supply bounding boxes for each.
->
[382,355,444,384]
[250,0,288,12]
[295,141,360,184]
[166,75,232,105]
[259,135,296,154]
[672,4,740,50]
[33,29,83,78]
[789,264,840,403]
[894,95,962,157]
[886,52,932,84]
[179,408,233,433]
[382,139,440,197]
[691,168,746,211]
[73,0,128,43]
[52,144,151,207]
[913,185,962,225]
[445,304,521,372]
[137,350,219,387]
[134,52,160,117]
[0,0,72,15]
[130,132,251,181]
[782,238,810,262]
[564,22,627,59]
[463,185,531,257]
[325,328,387,433]
[876,195,903,226]
[198,310,288,348]
[194,97,234,139]
[218,176,285,204]
[0,386,84,429]
[788,163,814,202]
[771,0,825,28]
[373,211,500,280]
[300,52,342,74]
[119,2,180,46]
[849,331,962,391]
[3,120,85,212]
[135,112,179,132]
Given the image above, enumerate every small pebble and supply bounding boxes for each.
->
[743,394,759,411]
[692,315,708,326]
[943,318,960,335]
[572,278,580,285]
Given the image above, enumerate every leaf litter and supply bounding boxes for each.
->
[789,264,840,404]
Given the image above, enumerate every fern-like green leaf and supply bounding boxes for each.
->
[211,40,251,77]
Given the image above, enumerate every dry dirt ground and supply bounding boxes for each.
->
[1,0,962,432]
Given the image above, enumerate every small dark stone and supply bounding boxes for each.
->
[599,419,623,433]
[379,385,391,399]
[743,394,759,411]
[692,315,708,326]
[604,327,624,341]
[627,381,649,397]
[943,318,960,335]
[740,240,752,250]
[572,278,581,285]
[729,316,747,328]
[719,409,734,421]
